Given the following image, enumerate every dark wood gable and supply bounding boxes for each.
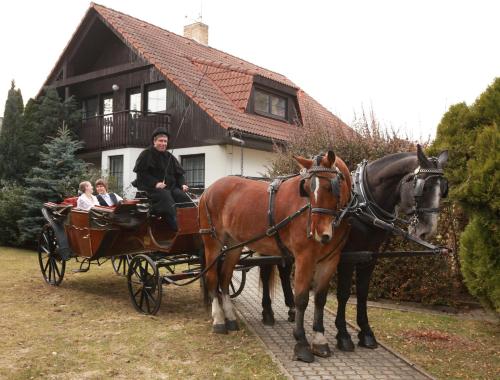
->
[42,9,231,154]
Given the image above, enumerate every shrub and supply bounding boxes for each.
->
[0,182,25,246]
[430,78,499,311]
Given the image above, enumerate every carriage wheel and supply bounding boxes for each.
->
[229,269,247,298]
[127,254,162,315]
[38,225,66,286]
[111,255,132,276]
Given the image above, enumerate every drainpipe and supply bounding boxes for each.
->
[231,135,245,176]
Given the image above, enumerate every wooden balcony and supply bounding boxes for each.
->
[77,111,171,152]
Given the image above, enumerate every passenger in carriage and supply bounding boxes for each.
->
[76,181,99,211]
[95,178,123,206]
[133,127,191,231]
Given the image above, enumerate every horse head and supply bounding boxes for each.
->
[294,150,346,244]
[398,145,448,240]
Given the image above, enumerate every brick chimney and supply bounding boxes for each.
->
[184,22,208,45]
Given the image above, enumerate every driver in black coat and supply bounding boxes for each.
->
[133,127,192,231]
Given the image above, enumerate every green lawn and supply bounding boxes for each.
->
[327,299,499,380]
[0,247,285,380]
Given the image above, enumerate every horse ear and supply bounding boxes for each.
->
[437,150,448,168]
[325,150,336,168]
[294,155,312,169]
[417,144,431,168]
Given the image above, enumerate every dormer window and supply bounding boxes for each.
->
[254,89,287,119]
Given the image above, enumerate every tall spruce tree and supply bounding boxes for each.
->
[0,80,25,182]
[18,127,87,244]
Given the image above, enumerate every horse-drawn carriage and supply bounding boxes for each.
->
[39,193,268,314]
[38,146,449,363]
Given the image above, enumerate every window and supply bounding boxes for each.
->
[254,89,287,119]
[109,155,124,191]
[127,87,142,117]
[147,82,167,113]
[102,94,113,141]
[82,97,98,119]
[181,154,205,188]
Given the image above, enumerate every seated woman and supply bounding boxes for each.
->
[76,181,99,211]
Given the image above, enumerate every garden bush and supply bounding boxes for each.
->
[0,182,25,246]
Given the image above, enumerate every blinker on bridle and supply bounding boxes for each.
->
[405,165,448,226]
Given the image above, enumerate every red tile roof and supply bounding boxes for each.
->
[57,3,350,141]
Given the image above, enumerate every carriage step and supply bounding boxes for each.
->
[163,271,199,282]
[72,268,90,273]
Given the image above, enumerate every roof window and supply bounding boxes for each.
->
[254,89,287,120]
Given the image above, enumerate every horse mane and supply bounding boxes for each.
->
[367,152,418,184]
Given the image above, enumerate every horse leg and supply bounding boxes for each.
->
[278,260,296,322]
[311,255,340,358]
[335,261,356,351]
[260,265,275,326]
[202,235,227,334]
[355,260,378,348]
[292,259,315,363]
[219,249,242,331]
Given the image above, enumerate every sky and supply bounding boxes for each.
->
[0,0,498,139]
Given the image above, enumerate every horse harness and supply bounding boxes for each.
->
[201,164,348,262]
[349,159,447,251]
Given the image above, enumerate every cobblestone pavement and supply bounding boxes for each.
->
[233,268,433,380]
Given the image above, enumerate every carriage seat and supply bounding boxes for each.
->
[62,197,78,207]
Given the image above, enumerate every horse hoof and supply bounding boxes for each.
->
[288,308,296,322]
[358,332,378,349]
[262,312,275,326]
[336,335,355,352]
[293,343,315,363]
[312,343,332,358]
[212,324,228,334]
[225,319,240,331]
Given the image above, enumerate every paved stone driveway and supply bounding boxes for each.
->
[233,268,433,380]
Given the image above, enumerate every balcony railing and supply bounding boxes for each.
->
[77,110,171,152]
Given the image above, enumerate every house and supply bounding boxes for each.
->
[40,3,349,196]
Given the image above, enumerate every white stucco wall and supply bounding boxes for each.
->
[101,147,143,198]
[99,144,276,197]
[172,144,276,187]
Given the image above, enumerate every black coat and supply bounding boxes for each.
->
[133,146,186,192]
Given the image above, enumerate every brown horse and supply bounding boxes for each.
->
[199,151,351,362]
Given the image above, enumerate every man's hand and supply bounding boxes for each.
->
[156,181,166,189]
[182,184,189,192]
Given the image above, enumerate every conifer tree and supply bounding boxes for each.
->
[430,77,500,311]
[18,126,87,244]
[0,80,25,182]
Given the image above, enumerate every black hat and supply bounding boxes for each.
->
[151,127,170,142]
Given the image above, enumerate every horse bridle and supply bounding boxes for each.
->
[402,164,448,226]
[299,163,345,233]
[354,159,448,227]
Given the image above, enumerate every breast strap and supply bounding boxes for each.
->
[268,179,293,263]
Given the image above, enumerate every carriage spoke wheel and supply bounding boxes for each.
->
[229,269,247,299]
[127,254,162,315]
[38,225,66,286]
[111,255,132,276]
